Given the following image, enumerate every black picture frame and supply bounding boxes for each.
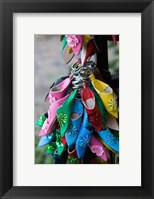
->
[0,0,154,198]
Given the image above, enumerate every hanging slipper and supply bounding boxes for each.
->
[89,135,108,162]
[35,114,47,127]
[90,83,107,126]
[67,147,80,164]
[38,130,56,147]
[45,76,68,102]
[89,74,118,118]
[57,89,78,137]
[105,114,119,131]
[65,99,83,146]
[39,94,70,136]
[81,39,97,65]
[56,133,67,156]
[46,142,57,154]
[76,126,92,158]
[65,34,83,56]
[96,128,119,153]
[48,76,72,102]
[81,83,103,131]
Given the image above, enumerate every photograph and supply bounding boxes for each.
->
[35,34,119,164]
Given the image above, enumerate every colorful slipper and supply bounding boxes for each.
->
[65,99,83,146]
[105,114,119,131]
[67,147,80,164]
[89,74,118,118]
[48,76,72,103]
[39,94,70,136]
[81,84,103,131]
[57,89,77,137]
[65,35,83,56]
[38,130,56,147]
[82,108,91,129]
[90,83,108,126]
[76,126,92,158]
[46,142,57,154]
[56,133,67,156]
[45,76,68,102]
[89,135,107,161]
[35,114,47,127]
[97,128,119,153]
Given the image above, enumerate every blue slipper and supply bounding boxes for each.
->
[97,128,119,153]
[38,130,56,147]
[76,126,92,158]
[82,108,92,129]
[65,99,83,146]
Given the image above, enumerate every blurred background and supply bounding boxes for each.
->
[34,35,119,164]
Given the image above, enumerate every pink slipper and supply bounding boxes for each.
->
[39,94,70,136]
[65,35,83,56]
[45,76,72,102]
[89,135,107,161]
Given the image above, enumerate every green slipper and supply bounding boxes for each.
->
[90,84,108,127]
[57,89,77,137]
[56,133,66,156]
[46,143,57,154]
[35,114,46,127]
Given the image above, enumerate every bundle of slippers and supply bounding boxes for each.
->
[36,35,119,164]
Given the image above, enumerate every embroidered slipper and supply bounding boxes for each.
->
[56,133,67,156]
[90,83,107,127]
[67,147,80,164]
[105,114,119,131]
[39,94,70,136]
[65,35,83,56]
[57,89,77,137]
[82,108,92,129]
[89,74,118,118]
[89,135,107,161]
[38,130,56,147]
[35,114,47,127]
[76,126,92,158]
[65,99,83,146]
[96,128,119,153]
[81,84,103,131]
[46,142,57,154]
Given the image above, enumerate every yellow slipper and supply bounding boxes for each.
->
[89,74,118,118]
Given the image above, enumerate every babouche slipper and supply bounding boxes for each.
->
[81,83,103,131]
[67,147,80,164]
[39,94,69,136]
[38,130,56,147]
[97,128,119,153]
[65,99,83,146]
[57,89,78,137]
[89,135,108,161]
[35,114,47,127]
[89,74,118,118]
[76,108,93,158]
